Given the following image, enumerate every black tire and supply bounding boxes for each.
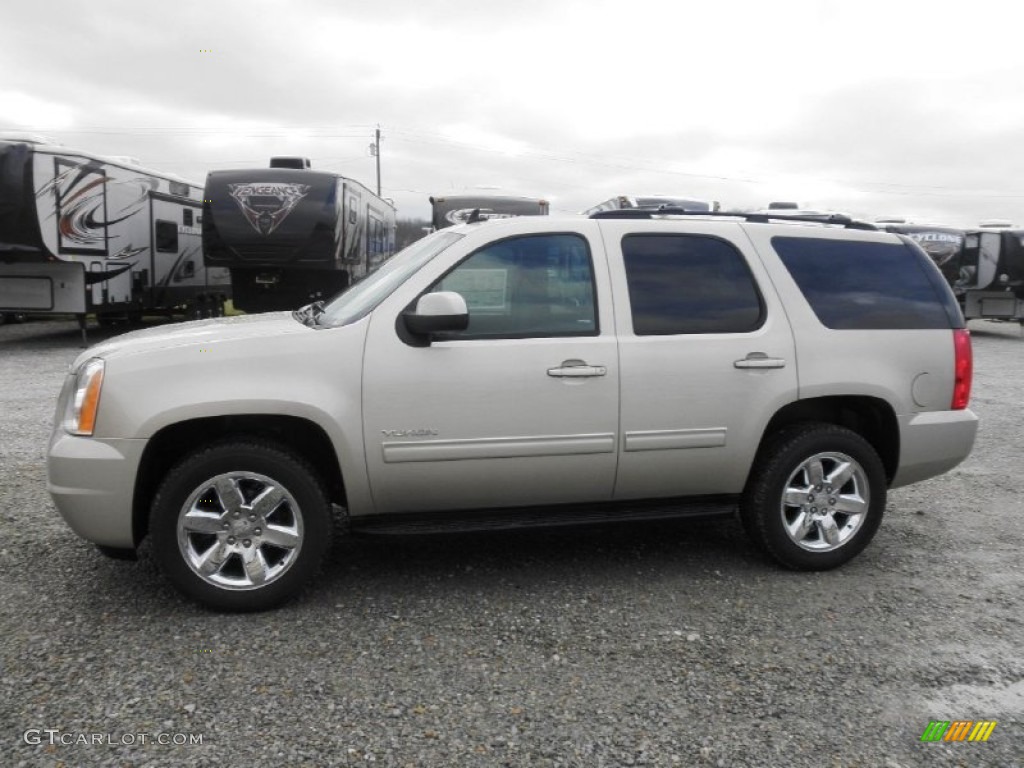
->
[149,440,333,611]
[184,299,204,320]
[95,544,138,561]
[741,423,886,571]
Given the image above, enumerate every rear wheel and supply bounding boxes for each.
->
[741,424,886,570]
[149,440,332,611]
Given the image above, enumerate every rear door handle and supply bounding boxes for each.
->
[548,359,607,378]
[734,353,786,369]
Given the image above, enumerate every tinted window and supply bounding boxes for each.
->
[432,233,596,339]
[622,234,763,335]
[772,237,954,330]
[155,220,178,252]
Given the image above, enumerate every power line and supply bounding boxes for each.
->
[10,122,1024,201]
[385,127,1024,199]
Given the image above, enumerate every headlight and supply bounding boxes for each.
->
[63,358,105,436]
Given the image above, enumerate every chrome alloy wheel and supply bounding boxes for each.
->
[780,452,869,552]
[176,472,304,590]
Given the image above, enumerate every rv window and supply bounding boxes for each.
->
[155,220,178,252]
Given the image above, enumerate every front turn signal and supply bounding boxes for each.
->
[64,358,105,436]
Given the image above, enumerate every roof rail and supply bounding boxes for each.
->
[589,206,878,231]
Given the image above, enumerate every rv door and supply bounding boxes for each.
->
[151,197,203,308]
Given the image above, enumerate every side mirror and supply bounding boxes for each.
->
[402,291,469,336]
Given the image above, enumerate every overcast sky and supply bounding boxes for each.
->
[3,0,1024,225]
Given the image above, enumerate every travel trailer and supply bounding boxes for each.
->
[0,135,229,331]
[581,195,720,217]
[429,194,549,230]
[958,228,1024,323]
[203,158,396,312]
[878,220,1024,325]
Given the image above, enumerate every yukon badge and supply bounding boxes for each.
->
[228,182,311,235]
[382,429,439,438]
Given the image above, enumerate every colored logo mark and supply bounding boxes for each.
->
[920,720,997,742]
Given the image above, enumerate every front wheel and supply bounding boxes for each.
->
[741,424,886,570]
[149,440,333,611]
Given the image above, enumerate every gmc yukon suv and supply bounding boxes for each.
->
[47,210,978,610]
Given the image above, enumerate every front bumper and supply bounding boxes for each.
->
[47,432,147,548]
[891,408,979,489]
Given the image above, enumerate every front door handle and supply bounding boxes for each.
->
[548,359,607,378]
[734,352,786,369]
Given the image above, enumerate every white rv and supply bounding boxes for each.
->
[429,194,549,231]
[0,135,229,329]
[581,195,720,217]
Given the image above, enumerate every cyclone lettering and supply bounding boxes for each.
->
[906,232,963,266]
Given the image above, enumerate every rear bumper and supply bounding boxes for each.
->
[891,409,979,489]
[46,433,147,548]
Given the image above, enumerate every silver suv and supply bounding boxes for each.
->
[47,211,979,610]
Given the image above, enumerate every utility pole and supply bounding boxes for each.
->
[370,125,382,197]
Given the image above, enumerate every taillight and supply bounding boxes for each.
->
[951,329,972,410]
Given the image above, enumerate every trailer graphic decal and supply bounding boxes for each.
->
[904,231,963,266]
[445,208,517,226]
[228,182,310,235]
[37,160,157,255]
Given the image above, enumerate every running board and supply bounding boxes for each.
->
[347,496,738,536]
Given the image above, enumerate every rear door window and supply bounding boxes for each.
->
[622,234,764,335]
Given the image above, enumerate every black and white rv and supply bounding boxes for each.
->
[429,194,549,230]
[957,228,1024,323]
[203,158,396,313]
[877,221,1024,324]
[0,135,229,329]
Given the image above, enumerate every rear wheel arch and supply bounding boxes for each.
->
[752,396,899,485]
[132,414,346,546]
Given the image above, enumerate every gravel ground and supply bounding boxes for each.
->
[1,318,1021,768]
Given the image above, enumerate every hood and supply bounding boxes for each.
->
[72,312,311,370]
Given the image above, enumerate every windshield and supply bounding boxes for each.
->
[317,230,463,327]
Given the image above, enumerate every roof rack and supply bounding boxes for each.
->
[589,206,878,231]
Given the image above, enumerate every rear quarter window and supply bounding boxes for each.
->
[771,236,960,330]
